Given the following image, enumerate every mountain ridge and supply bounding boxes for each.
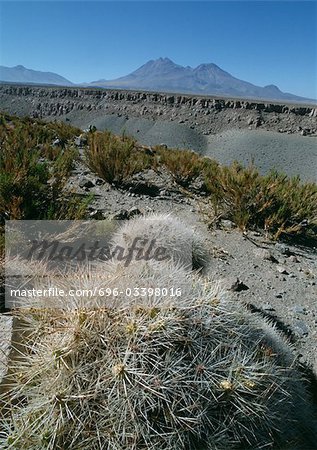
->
[0,64,73,86]
[89,57,316,103]
[1,59,315,103]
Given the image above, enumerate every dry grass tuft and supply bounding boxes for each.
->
[0,113,90,222]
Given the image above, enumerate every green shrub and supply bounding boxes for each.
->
[0,113,81,147]
[206,162,317,239]
[52,146,79,181]
[85,131,152,184]
[263,172,317,239]
[45,192,93,220]
[0,114,88,220]
[155,146,204,186]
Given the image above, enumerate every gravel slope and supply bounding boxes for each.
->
[206,129,317,182]
[80,114,317,182]
[88,114,208,153]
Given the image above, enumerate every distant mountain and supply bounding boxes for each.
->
[0,65,73,86]
[90,57,315,103]
[1,60,315,103]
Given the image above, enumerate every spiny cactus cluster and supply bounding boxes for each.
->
[0,215,316,449]
[111,213,210,272]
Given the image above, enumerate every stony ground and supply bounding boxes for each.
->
[1,154,317,448]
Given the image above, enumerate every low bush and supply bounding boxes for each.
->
[264,172,317,239]
[155,146,204,186]
[206,162,317,239]
[85,131,152,184]
[0,113,89,221]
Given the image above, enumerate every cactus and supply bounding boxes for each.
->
[110,213,210,272]
[1,265,315,450]
[1,216,316,449]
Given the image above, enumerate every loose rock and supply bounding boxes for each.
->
[79,178,95,189]
[220,276,249,292]
[276,265,289,275]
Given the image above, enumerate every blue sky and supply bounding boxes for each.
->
[0,1,316,98]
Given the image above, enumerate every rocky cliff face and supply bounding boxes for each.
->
[0,84,316,136]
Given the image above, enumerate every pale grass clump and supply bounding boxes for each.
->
[2,216,316,449]
[0,269,314,450]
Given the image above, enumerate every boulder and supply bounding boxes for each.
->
[276,265,289,275]
[253,248,278,262]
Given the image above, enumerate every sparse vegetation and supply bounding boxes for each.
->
[0,113,90,222]
[206,162,317,239]
[85,129,317,241]
[85,131,153,184]
[1,113,316,242]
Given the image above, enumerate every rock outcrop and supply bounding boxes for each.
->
[0,84,316,136]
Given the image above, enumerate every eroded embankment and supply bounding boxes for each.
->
[1,84,317,181]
